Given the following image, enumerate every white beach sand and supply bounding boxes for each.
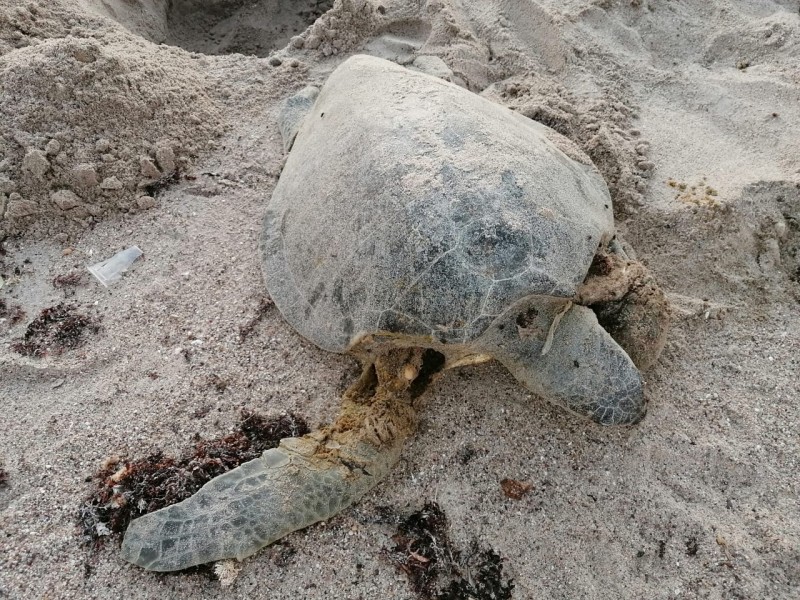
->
[1,1,798,598]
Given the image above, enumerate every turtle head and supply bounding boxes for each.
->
[577,243,670,371]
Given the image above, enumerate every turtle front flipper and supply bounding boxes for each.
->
[277,86,319,153]
[122,350,423,571]
[477,298,646,426]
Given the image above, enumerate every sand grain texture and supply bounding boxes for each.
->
[1,1,798,599]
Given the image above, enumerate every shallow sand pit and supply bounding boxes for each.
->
[90,0,334,56]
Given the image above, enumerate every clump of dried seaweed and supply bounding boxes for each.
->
[79,411,309,543]
[385,502,514,600]
[11,303,99,357]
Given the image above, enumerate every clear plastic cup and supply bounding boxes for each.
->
[87,245,143,287]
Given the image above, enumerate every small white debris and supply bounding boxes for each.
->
[214,560,241,587]
[87,245,143,286]
[541,302,573,356]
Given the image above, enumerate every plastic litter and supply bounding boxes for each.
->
[87,245,143,287]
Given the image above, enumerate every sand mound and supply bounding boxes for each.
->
[0,32,223,238]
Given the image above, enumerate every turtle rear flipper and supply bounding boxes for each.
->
[122,350,422,571]
[479,299,646,426]
[121,439,395,571]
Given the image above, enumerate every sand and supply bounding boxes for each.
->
[1,0,798,598]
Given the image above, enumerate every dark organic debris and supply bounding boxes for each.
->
[0,299,26,327]
[142,169,181,198]
[408,349,446,399]
[11,303,100,357]
[0,464,8,487]
[206,372,229,393]
[515,306,539,329]
[238,295,274,341]
[385,502,514,600]
[269,542,297,567]
[587,251,615,277]
[457,444,478,465]
[79,411,310,546]
[436,547,515,600]
[53,271,87,289]
[388,502,450,597]
[686,536,699,557]
[500,477,533,500]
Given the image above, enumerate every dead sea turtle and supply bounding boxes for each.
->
[121,55,668,571]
